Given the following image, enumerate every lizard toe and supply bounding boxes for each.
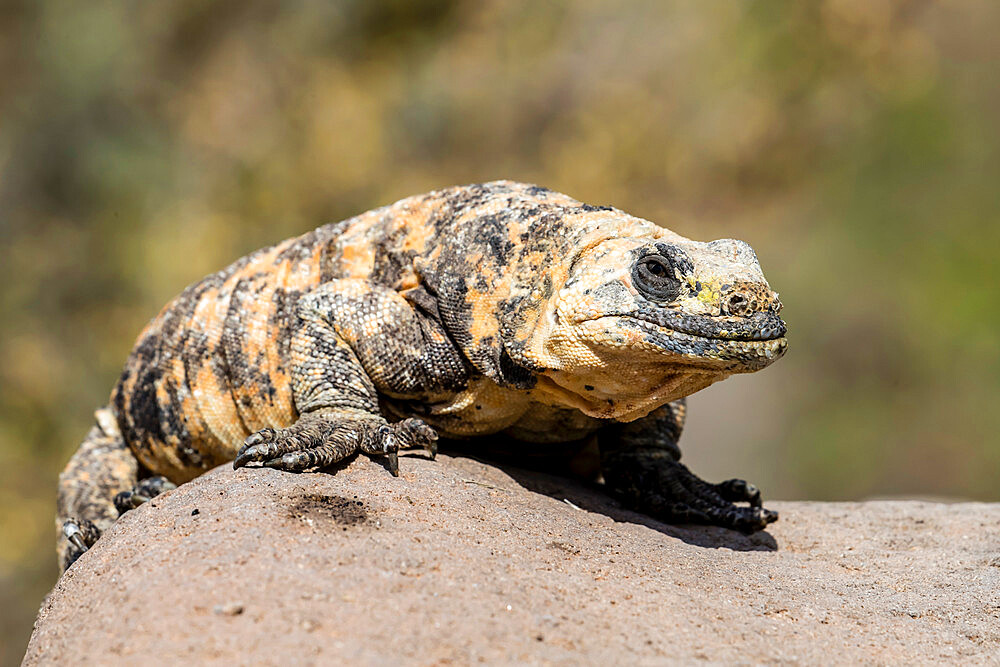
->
[234,429,311,469]
[393,418,438,460]
[113,475,176,515]
[712,478,763,508]
[263,451,315,472]
[234,443,273,469]
[61,518,101,569]
[604,455,778,534]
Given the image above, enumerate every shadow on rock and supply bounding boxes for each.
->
[449,449,778,553]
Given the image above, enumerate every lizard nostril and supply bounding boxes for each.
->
[725,293,750,316]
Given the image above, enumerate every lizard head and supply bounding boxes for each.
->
[518,218,787,421]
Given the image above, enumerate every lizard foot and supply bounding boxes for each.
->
[61,517,101,569]
[234,414,437,477]
[113,475,177,515]
[603,452,778,533]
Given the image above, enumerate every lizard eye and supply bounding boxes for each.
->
[633,254,681,302]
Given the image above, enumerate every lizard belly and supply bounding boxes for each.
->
[385,377,533,438]
[504,404,605,443]
[385,376,604,444]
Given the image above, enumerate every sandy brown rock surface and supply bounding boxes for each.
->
[24,454,1000,665]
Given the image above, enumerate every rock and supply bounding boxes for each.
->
[23,455,1000,664]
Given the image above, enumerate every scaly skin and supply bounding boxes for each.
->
[57,181,787,569]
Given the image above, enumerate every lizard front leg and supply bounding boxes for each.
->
[600,399,778,533]
[234,279,467,476]
[235,413,436,476]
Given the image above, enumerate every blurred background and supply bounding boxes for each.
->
[2,0,998,660]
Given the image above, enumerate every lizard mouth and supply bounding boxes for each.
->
[580,310,787,370]
[628,309,787,342]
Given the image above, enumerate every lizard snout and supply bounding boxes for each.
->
[719,282,781,317]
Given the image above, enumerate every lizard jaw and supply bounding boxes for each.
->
[626,308,787,342]
[578,315,788,373]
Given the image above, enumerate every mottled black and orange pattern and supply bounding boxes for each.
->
[58,181,788,568]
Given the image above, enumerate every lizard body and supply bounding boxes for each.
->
[57,181,787,568]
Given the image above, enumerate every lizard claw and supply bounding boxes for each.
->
[61,518,101,569]
[234,429,280,469]
[113,476,176,515]
[63,521,89,553]
[242,428,276,450]
[714,478,762,509]
[382,428,399,477]
[390,418,438,461]
[234,444,269,469]
[235,430,294,469]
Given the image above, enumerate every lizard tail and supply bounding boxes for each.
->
[56,406,139,570]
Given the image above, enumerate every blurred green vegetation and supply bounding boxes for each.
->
[2,0,998,660]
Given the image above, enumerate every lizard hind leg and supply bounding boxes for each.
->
[57,407,140,570]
